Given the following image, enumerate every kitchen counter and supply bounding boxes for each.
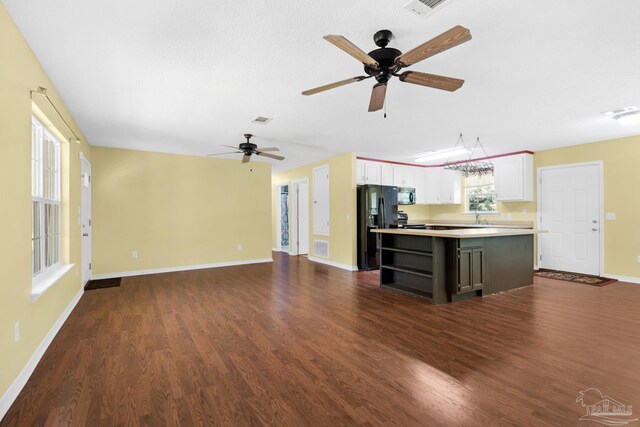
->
[374,227,542,239]
[371,228,538,304]
[402,220,533,229]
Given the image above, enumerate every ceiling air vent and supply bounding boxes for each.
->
[251,116,273,125]
[403,0,456,19]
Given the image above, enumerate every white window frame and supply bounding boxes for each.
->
[32,116,62,280]
[464,175,499,215]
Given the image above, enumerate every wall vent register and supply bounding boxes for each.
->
[314,240,330,258]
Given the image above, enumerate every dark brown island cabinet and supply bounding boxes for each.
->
[373,228,541,304]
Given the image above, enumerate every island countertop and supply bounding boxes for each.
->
[372,227,544,239]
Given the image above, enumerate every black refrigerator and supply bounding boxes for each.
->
[357,185,398,270]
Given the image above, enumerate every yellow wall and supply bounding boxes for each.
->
[0,4,91,400]
[92,147,273,274]
[404,136,640,278]
[272,152,357,268]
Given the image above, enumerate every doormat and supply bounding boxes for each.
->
[84,277,121,291]
[534,269,617,287]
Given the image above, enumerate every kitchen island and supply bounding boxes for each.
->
[372,228,542,304]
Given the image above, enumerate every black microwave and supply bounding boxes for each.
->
[398,187,416,205]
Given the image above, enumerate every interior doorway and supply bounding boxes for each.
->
[290,179,310,256]
[80,153,92,286]
[537,161,603,275]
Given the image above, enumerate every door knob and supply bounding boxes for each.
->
[592,228,598,232]
[83,233,89,237]
[592,220,598,223]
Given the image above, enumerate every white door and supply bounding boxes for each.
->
[538,163,601,275]
[312,165,330,235]
[297,182,309,255]
[80,155,92,285]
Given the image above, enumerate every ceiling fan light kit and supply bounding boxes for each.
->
[302,25,472,112]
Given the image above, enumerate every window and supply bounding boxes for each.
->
[32,116,61,277]
[465,174,497,213]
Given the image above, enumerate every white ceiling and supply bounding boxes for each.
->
[4,0,640,172]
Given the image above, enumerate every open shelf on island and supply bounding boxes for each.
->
[380,247,432,256]
[381,265,432,277]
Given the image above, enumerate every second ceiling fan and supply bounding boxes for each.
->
[302,26,472,112]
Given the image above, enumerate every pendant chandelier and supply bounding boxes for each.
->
[443,133,493,177]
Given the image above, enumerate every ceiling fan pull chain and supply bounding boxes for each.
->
[384,97,387,118]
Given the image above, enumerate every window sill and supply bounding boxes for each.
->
[464,212,500,216]
[32,263,75,302]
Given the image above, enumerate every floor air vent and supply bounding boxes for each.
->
[404,0,456,18]
[313,240,329,259]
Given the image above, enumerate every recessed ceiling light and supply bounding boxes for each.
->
[616,112,640,126]
[415,147,470,163]
[602,106,640,125]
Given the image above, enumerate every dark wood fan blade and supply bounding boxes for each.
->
[399,71,464,92]
[302,76,367,95]
[395,25,471,68]
[255,151,285,161]
[368,83,387,112]
[242,154,251,163]
[221,144,240,149]
[207,151,242,156]
[256,147,279,152]
[323,35,379,67]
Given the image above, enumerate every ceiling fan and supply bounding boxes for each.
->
[208,134,284,163]
[302,26,471,112]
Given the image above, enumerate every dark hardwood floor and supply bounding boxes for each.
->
[3,252,640,426]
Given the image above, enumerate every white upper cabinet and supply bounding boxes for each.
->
[440,169,462,204]
[414,168,426,204]
[356,159,381,185]
[424,168,441,204]
[493,153,533,201]
[380,164,394,186]
[393,165,415,187]
[423,168,461,204]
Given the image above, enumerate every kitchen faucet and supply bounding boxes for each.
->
[475,212,480,224]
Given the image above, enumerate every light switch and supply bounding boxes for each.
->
[606,212,617,221]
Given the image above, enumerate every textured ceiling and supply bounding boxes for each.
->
[4,0,640,172]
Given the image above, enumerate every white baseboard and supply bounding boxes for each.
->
[307,255,358,272]
[0,288,83,422]
[91,257,273,280]
[605,273,640,284]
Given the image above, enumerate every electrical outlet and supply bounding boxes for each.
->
[236,244,242,251]
[606,212,617,221]
[346,213,351,221]
[131,251,138,259]
[14,322,20,342]
[75,267,79,277]
[507,213,512,220]
[522,208,527,215]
